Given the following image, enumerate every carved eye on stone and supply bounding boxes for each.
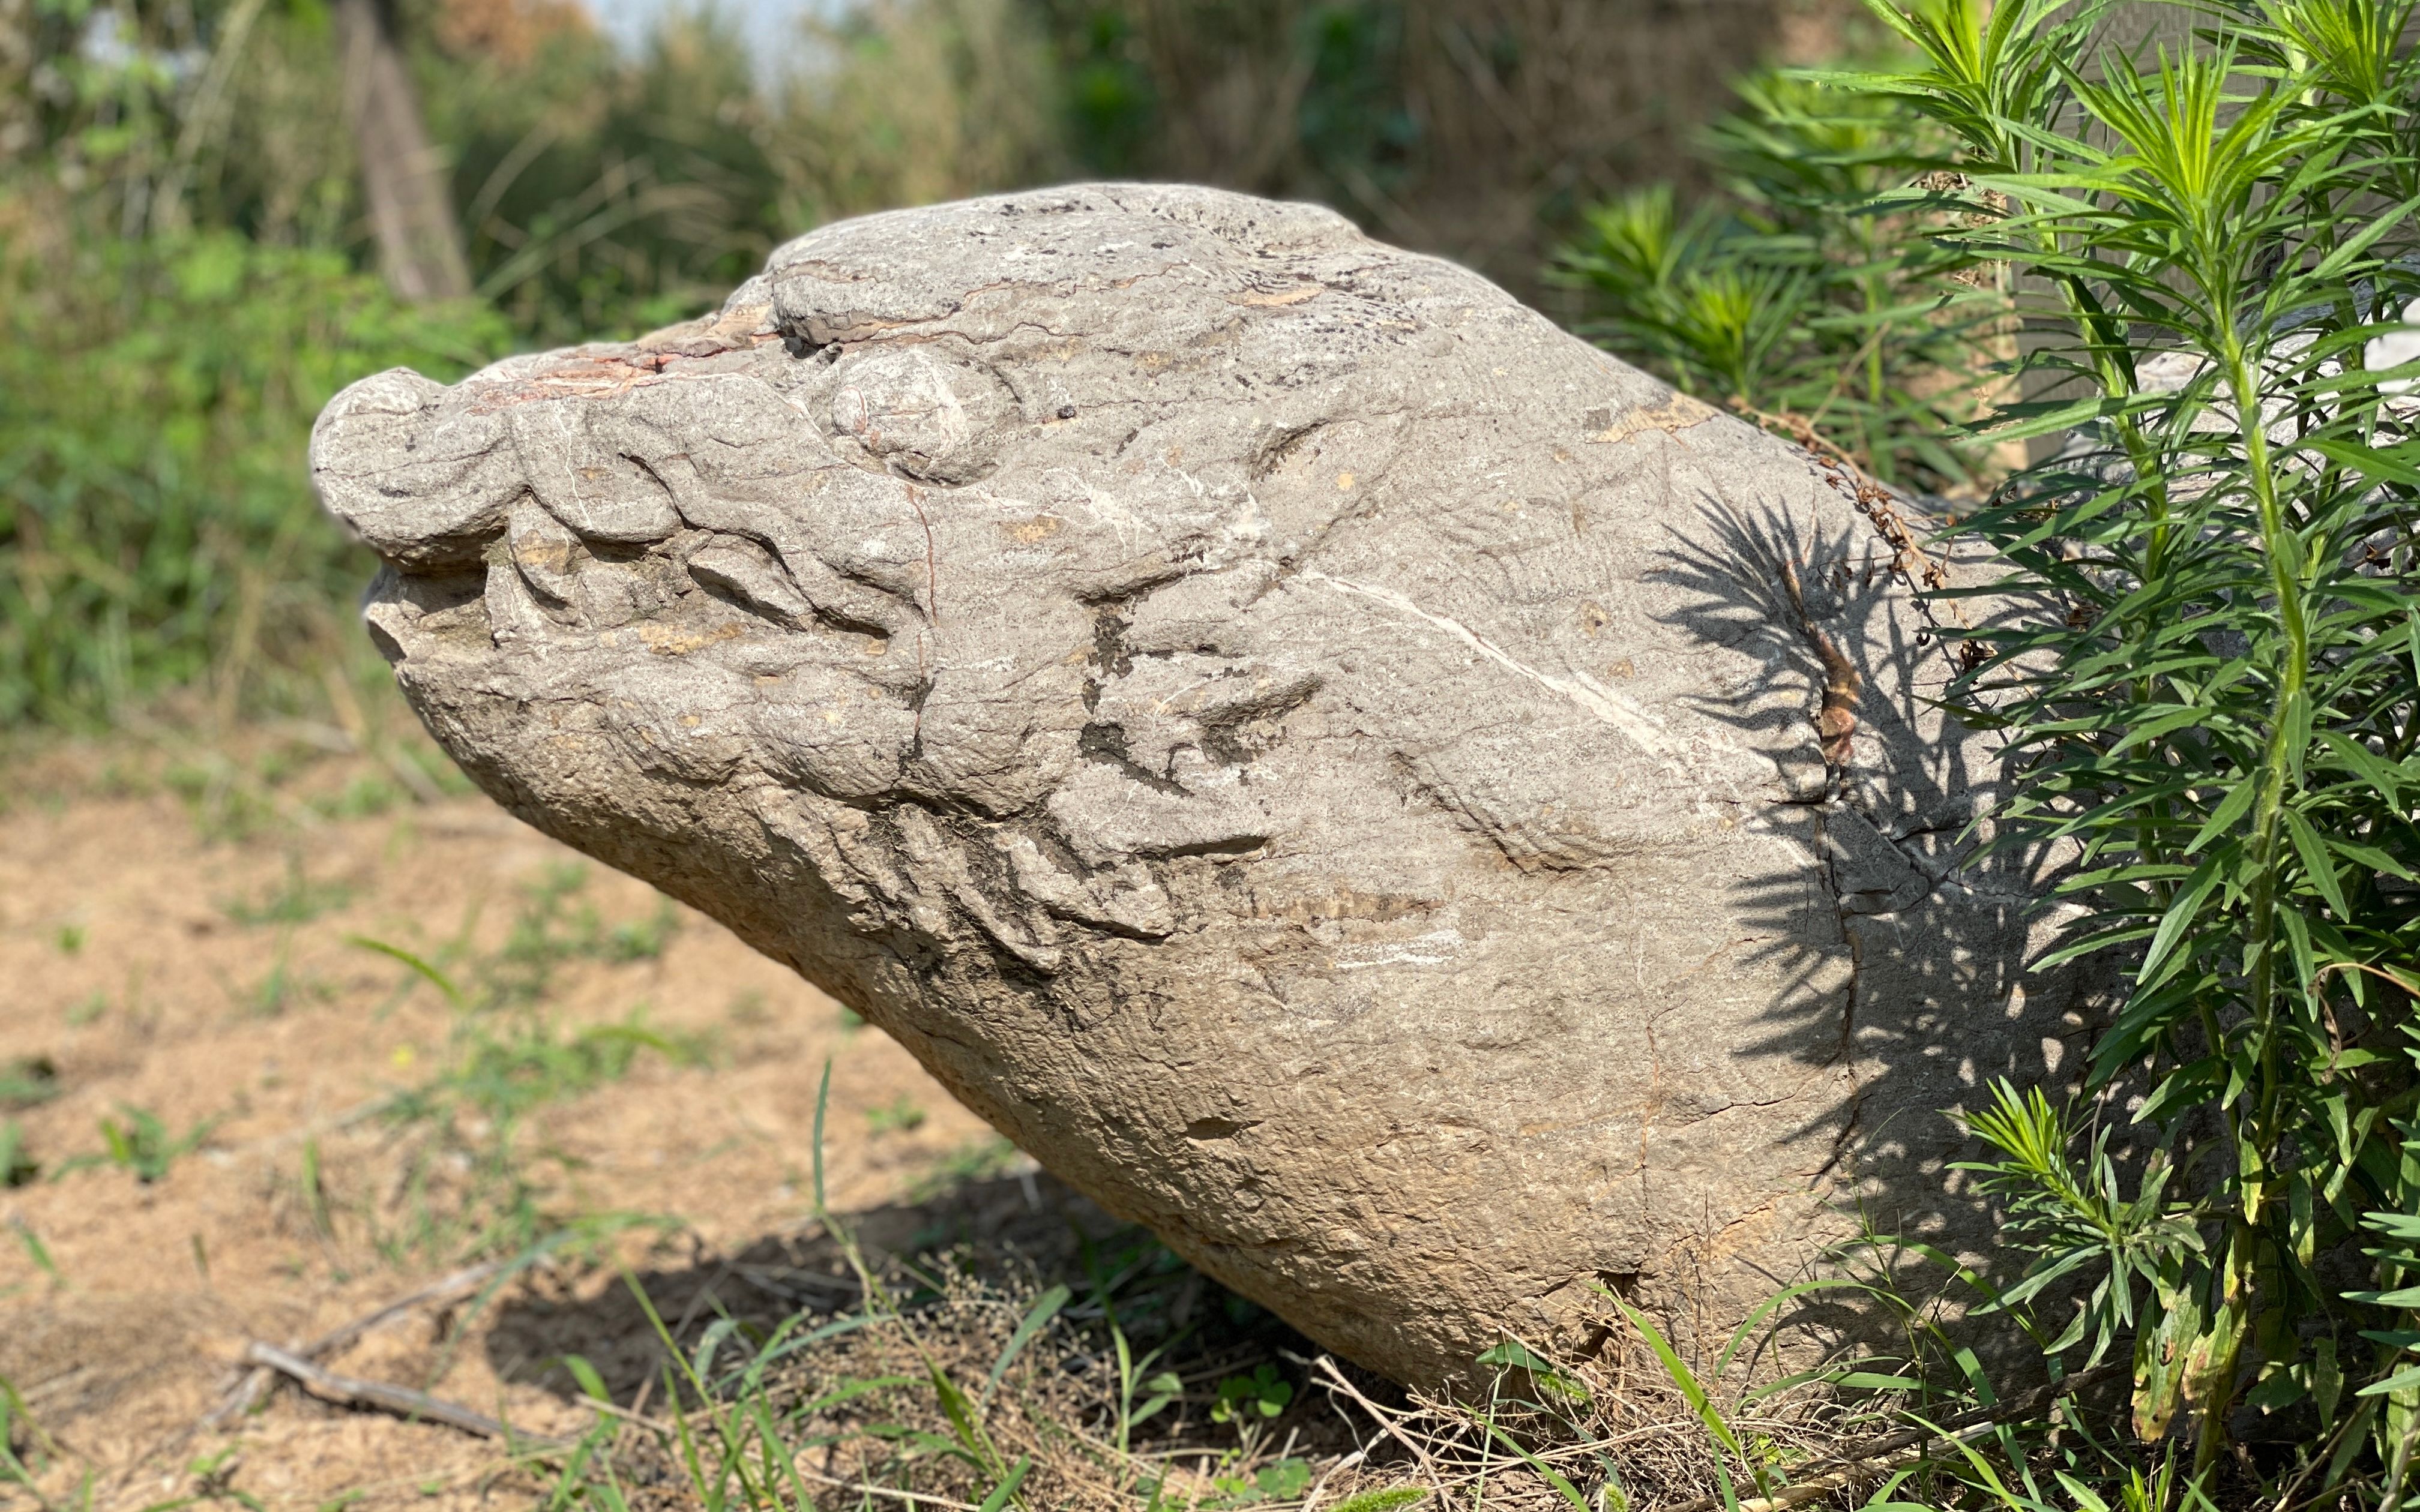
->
[823,346,1019,485]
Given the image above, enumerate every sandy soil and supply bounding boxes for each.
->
[0,733,1023,1510]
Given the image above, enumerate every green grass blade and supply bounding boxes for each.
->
[1712,1276,1867,1382]
[811,1058,831,1219]
[1596,1285,1753,1471]
[344,935,465,1009]
[1329,1491,1429,1512]
[976,1456,1031,1512]
[1470,1415,1590,1509]
[980,1284,1070,1411]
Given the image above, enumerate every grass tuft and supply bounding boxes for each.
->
[51,1105,214,1186]
[0,1057,58,1112]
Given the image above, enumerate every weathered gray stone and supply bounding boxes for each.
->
[313,183,2092,1389]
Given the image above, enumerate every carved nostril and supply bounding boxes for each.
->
[311,368,519,569]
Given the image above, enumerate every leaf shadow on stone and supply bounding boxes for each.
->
[1648,495,2114,1371]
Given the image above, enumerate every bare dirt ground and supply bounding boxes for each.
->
[0,726,1044,1510]
[0,723,1853,1512]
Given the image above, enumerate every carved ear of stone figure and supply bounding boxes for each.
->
[313,184,2093,1390]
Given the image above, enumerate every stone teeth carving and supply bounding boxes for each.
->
[312,183,2095,1390]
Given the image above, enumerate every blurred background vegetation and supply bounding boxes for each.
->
[1,0,1934,730]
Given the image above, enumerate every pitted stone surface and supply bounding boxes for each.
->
[313,183,2090,1388]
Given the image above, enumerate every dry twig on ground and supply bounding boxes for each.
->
[238,1341,548,1442]
[204,1258,511,1427]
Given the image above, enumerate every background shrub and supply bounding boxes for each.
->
[1553,64,1998,493]
[0,215,505,723]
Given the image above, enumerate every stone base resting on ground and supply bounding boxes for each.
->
[311,182,2095,1391]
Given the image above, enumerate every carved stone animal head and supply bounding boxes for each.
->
[314,184,2089,1388]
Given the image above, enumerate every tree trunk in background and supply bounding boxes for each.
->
[334,0,471,302]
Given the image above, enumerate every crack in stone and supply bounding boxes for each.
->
[1810,804,1871,1185]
